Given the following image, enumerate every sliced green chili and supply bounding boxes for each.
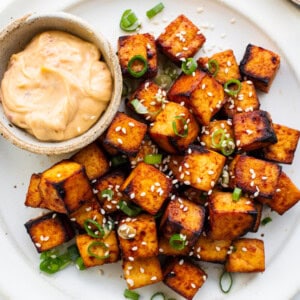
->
[172,116,188,138]
[87,241,110,260]
[169,233,186,250]
[84,218,105,238]
[224,79,241,97]
[118,200,143,217]
[128,55,148,78]
[211,129,226,149]
[220,138,235,156]
[181,57,197,75]
[154,74,173,89]
[208,59,219,77]
[151,292,166,300]
[101,189,113,200]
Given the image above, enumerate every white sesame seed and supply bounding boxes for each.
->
[140,192,146,197]
[130,193,135,199]
[276,188,281,193]
[208,170,215,175]
[128,122,135,127]
[242,247,248,252]
[191,283,197,289]
[128,257,134,262]
[126,278,134,287]
[131,246,138,251]
[35,243,41,248]
[179,259,184,265]
[151,276,157,281]
[117,138,123,144]
[215,246,221,252]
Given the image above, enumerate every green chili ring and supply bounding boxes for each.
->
[128,55,148,78]
[84,218,105,238]
[87,241,110,260]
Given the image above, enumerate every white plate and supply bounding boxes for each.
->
[0,1,299,300]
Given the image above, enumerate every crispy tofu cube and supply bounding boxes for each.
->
[118,33,158,79]
[158,235,190,256]
[71,142,109,180]
[104,112,147,156]
[229,154,281,198]
[121,162,172,215]
[93,170,128,213]
[169,145,226,192]
[222,80,260,117]
[128,80,167,122]
[257,171,300,215]
[208,191,257,240]
[39,160,94,214]
[160,197,205,246]
[233,110,277,152]
[261,123,300,164]
[163,258,207,300]
[123,256,163,289]
[97,131,119,156]
[199,120,234,153]
[25,212,75,253]
[149,101,199,154]
[156,14,206,65]
[76,231,119,268]
[25,173,42,208]
[225,238,265,272]
[239,44,280,93]
[197,49,241,84]
[192,234,232,263]
[118,214,158,259]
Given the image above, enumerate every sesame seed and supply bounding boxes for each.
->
[276,188,281,193]
[115,126,121,132]
[130,193,135,199]
[140,192,146,197]
[128,257,134,262]
[246,129,253,135]
[207,92,213,97]
[242,247,248,252]
[230,18,236,24]
[128,122,135,127]
[208,170,214,175]
[126,278,134,287]
[122,127,127,134]
[35,243,41,248]
[117,138,123,144]
[151,276,158,281]
[203,275,207,281]
[191,283,196,289]
[179,259,184,265]
[201,83,206,90]
[131,246,138,251]
[215,246,221,252]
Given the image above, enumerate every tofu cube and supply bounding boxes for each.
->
[121,162,172,215]
[233,110,277,152]
[208,191,257,240]
[168,145,226,192]
[123,256,163,289]
[257,171,300,215]
[97,131,119,156]
[104,112,147,156]
[149,101,199,154]
[261,123,300,164]
[225,238,265,272]
[239,44,280,93]
[39,160,94,214]
[76,231,120,268]
[192,234,232,263]
[25,212,75,253]
[156,14,206,65]
[158,235,190,256]
[163,258,207,300]
[118,214,158,259]
[160,197,205,246]
[222,80,260,117]
[71,142,109,180]
[118,33,158,79]
[229,154,281,198]
[25,173,42,208]
[197,49,241,84]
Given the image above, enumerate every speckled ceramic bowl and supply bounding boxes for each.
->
[0,12,122,155]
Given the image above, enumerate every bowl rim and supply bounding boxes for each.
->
[0,11,122,155]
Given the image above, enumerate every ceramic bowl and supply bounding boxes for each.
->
[0,12,122,155]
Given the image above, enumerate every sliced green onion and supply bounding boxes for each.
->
[224,79,241,97]
[118,200,142,217]
[181,58,197,75]
[111,155,128,167]
[144,153,163,164]
[208,59,219,77]
[131,99,148,114]
[146,2,165,19]
[40,257,63,274]
[124,288,140,300]
[84,218,105,238]
[151,292,166,300]
[101,189,113,200]
[154,74,173,89]
[120,9,140,32]
[87,241,110,260]
[261,217,272,226]
[40,249,58,261]
[67,244,80,262]
[75,257,86,270]
[220,138,235,156]
[172,116,188,138]
[211,129,226,149]
[219,270,233,293]
[232,187,242,202]
[128,55,148,78]
[169,233,186,250]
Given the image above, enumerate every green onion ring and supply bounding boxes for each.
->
[84,218,105,238]
[128,55,148,78]
[220,138,235,156]
[169,233,186,250]
[224,79,242,97]
[181,57,197,75]
[219,270,233,293]
[172,116,188,138]
[87,241,110,260]
[211,129,226,149]
[208,59,219,77]
[151,292,166,300]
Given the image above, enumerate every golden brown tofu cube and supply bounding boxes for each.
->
[169,145,226,192]
[93,170,128,213]
[199,119,234,153]
[208,191,257,240]
[104,112,147,156]
[229,154,281,198]
[97,131,119,156]
[149,101,199,154]
[118,33,158,79]
[158,235,190,256]
[25,173,42,208]
[71,142,109,180]
[123,256,163,290]
[25,212,75,253]
[39,160,94,214]
[222,80,260,117]
[121,162,172,215]
[239,44,280,93]
[128,80,167,122]
[118,214,158,259]
[225,238,265,272]
[192,234,232,263]
[197,49,241,84]
[76,231,119,268]
[257,171,300,215]
[233,110,277,152]
[261,123,300,164]
[160,197,205,246]
[163,258,207,300]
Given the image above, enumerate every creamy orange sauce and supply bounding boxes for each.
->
[0,30,112,141]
